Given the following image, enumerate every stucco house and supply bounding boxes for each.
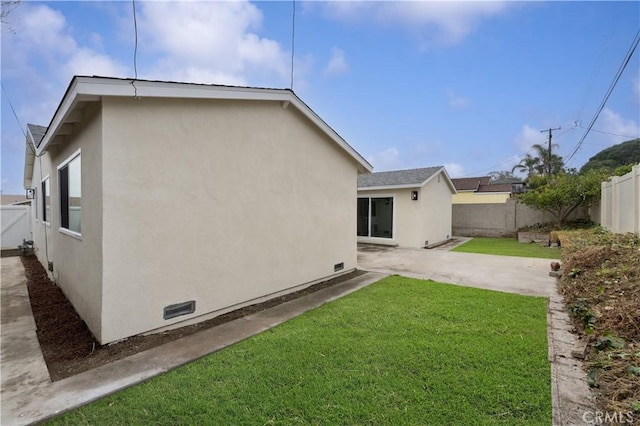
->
[24,76,372,344]
[451,176,524,204]
[357,167,456,248]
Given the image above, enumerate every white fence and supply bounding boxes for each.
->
[601,164,640,235]
[1,204,32,249]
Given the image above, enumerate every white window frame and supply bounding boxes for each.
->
[57,148,82,240]
[357,193,396,243]
[33,186,38,223]
[41,175,51,227]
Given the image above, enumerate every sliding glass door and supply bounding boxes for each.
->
[357,197,393,239]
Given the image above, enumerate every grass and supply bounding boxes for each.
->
[452,237,561,259]
[48,276,551,425]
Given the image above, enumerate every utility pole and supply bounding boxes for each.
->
[540,127,561,176]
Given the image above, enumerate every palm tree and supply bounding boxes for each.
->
[513,144,565,180]
[511,154,541,178]
[531,143,564,176]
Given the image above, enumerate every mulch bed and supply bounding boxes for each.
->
[21,255,364,381]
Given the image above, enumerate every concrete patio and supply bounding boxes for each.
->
[357,242,556,297]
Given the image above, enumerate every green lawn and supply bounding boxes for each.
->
[49,276,551,425]
[452,237,561,259]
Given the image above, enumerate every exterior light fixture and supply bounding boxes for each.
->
[411,191,418,201]
[26,188,35,199]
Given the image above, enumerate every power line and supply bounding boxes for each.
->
[1,81,27,140]
[463,148,542,177]
[565,28,640,164]
[290,0,296,91]
[462,124,577,178]
[576,123,638,139]
[130,0,138,97]
[576,17,617,121]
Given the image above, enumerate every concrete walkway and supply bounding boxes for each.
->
[0,257,386,425]
[358,244,595,425]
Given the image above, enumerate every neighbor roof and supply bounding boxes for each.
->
[1,194,27,205]
[34,76,372,174]
[451,176,491,191]
[477,183,514,193]
[358,166,456,193]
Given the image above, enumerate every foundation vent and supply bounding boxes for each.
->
[334,262,344,272]
[164,300,196,320]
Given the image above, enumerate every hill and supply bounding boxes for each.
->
[580,138,640,173]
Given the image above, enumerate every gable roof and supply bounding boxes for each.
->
[451,176,491,191]
[477,183,514,193]
[33,75,372,174]
[358,166,457,193]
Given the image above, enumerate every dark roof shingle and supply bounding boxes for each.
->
[477,183,514,193]
[27,124,47,147]
[358,166,443,188]
[451,176,491,191]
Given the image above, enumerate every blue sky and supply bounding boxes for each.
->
[2,1,639,195]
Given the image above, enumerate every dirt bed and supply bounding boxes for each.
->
[558,230,639,415]
[21,255,364,381]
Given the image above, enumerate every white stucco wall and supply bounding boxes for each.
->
[358,171,453,248]
[28,103,104,337]
[392,188,421,248]
[420,174,453,246]
[98,97,359,343]
[29,153,54,270]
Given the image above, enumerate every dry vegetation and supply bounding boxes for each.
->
[558,228,640,414]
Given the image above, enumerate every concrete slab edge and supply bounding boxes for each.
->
[547,293,597,426]
[3,271,388,426]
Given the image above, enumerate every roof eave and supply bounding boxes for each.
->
[23,143,35,189]
[37,76,373,173]
[358,183,422,191]
[23,127,37,189]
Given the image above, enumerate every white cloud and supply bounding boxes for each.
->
[443,162,464,178]
[515,124,544,152]
[3,5,125,78]
[599,108,639,143]
[139,1,289,86]
[64,48,127,77]
[1,4,127,125]
[366,147,400,171]
[447,89,470,110]
[324,47,349,76]
[322,1,510,46]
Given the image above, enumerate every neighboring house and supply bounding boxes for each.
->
[1,194,28,205]
[24,76,372,344]
[357,167,456,248]
[451,176,524,204]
